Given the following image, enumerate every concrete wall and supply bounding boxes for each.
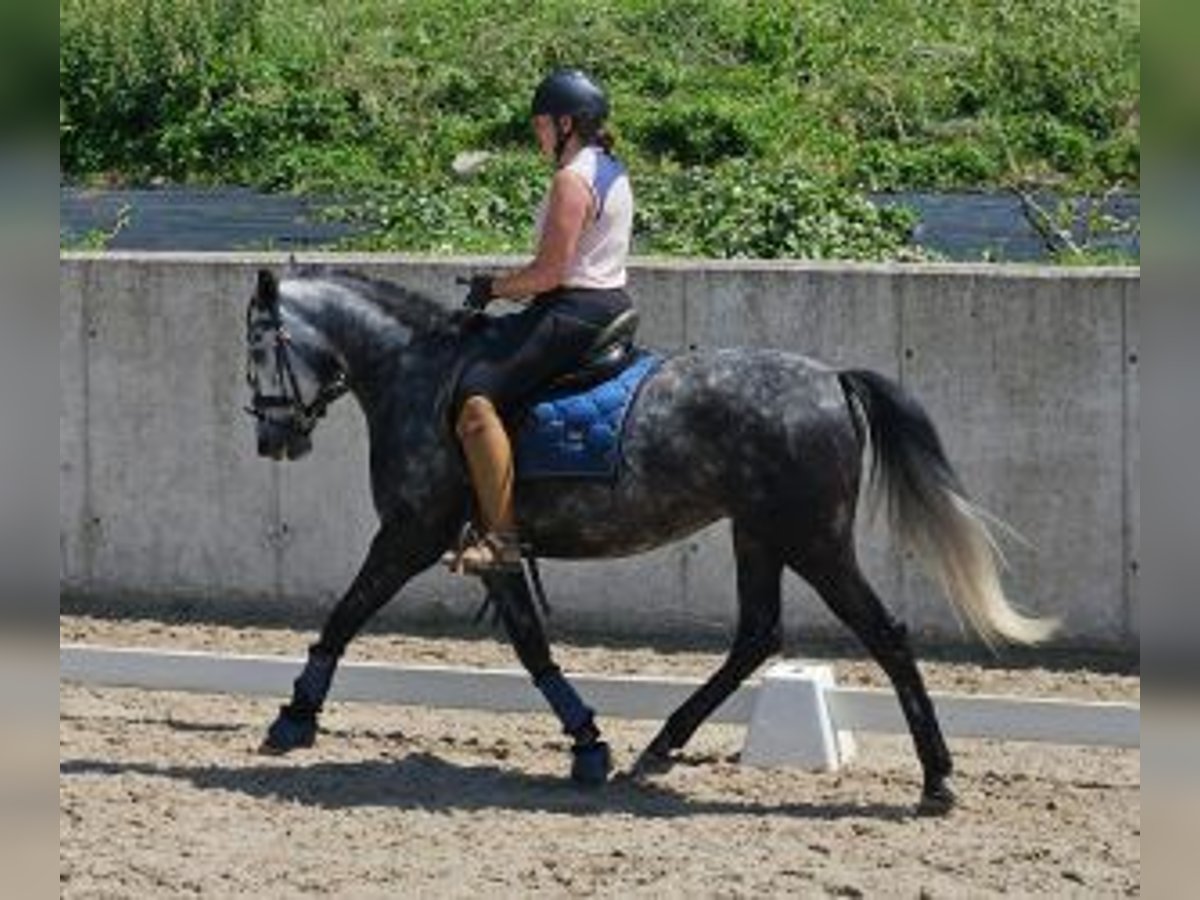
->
[60,253,1139,650]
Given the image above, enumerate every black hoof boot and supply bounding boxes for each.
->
[260,706,318,755]
[571,741,612,786]
[917,777,958,816]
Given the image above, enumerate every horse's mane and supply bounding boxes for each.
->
[291,265,454,335]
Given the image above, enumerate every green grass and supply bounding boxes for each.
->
[60,0,1140,259]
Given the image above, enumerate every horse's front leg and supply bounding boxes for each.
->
[482,570,612,785]
[260,514,451,754]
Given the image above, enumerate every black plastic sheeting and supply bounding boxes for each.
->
[61,185,1139,262]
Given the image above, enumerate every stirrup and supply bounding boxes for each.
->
[443,529,523,575]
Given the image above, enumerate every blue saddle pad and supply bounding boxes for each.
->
[514,352,662,481]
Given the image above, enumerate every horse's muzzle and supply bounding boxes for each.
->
[256,419,312,461]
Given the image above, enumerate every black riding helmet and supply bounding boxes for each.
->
[531,69,609,161]
[531,69,609,121]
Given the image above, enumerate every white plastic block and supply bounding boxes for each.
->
[741,661,856,771]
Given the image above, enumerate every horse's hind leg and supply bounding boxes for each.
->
[790,546,955,814]
[633,521,783,776]
[482,569,612,785]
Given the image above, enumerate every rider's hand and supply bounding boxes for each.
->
[463,274,495,311]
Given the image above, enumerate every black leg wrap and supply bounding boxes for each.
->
[262,649,338,754]
[534,669,611,784]
[285,647,338,719]
[535,668,596,740]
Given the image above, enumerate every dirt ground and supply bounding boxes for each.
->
[60,615,1140,897]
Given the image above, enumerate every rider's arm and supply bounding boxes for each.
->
[491,169,592,301]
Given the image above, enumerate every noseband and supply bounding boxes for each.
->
[245,306,348,435]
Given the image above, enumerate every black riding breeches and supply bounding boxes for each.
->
[456,287,632,416]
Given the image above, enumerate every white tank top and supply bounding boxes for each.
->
[535,146,633,289]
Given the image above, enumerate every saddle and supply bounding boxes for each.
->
[545,307,641,390]
[450,306,659,482]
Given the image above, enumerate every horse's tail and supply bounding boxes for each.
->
[838,369,1057,647]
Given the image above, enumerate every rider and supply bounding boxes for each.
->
[449,69,635,573]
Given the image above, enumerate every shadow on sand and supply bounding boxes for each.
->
[61,752,916,822]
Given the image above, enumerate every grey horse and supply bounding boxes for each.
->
[243,266,1054,814]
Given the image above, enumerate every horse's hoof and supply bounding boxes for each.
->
[917,778,958,816]
[571,741,612,786]
[629,746,674,780]
[260,707,317,755]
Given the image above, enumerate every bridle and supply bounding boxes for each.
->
[244,304,348,436]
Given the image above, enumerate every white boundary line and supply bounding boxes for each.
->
[826,687,1140,748]
[59,644,757,723]
[60,644,1140,765]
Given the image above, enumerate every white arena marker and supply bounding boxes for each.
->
[741,662,856,771]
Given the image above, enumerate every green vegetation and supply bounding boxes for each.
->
[61,0,1139,259]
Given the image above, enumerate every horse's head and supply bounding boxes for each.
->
[244,269,348,461]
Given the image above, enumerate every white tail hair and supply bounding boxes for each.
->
[841,369,1058,647]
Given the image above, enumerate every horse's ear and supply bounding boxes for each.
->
[255,269,279,311]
